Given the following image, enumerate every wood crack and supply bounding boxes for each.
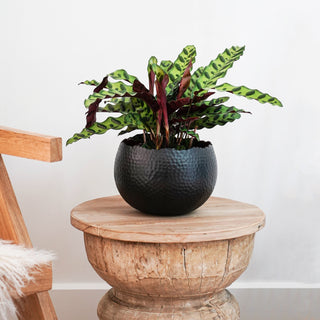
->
[182,247,191,290]
[221,240,232,286]
[183,248,187,272]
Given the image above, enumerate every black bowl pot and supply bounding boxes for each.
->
[114,135,217,216]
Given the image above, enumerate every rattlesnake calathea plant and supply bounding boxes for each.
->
[67,45,282,215]
[67,45,282,149]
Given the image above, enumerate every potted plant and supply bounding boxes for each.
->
[67,45,282,215]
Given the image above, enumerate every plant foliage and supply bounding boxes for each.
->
[67,45,282,149]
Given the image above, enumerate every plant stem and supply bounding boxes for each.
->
[157,135,163,150]
[178,131,183,145]
[149,128,156,144]
[143,130,146,144]
[189,126,198,149]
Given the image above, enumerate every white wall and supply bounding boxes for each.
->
[1,0,319,288]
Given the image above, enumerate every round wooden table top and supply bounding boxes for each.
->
[71,195,265,243]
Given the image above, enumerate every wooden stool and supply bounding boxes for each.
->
[71,195,265,320]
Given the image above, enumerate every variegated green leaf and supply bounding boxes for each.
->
[160,60,173,73]
[147,57,157,95]
[187,105,245,118]
[175,96,229,112]
[192,46,245,93]
[66,113,147,145]
[214,83,283,106]
[166,45,196,94]
[192,113,241,129]
[66,114,128,145]
[100,97,156,129]
[105,81,135,95]
[109,69,137,83]
[84,81,135,108]
[80,79,100,86]
[176,97,230,115]
[147,56,158,73]
[100,97,141,113]
[118,125,138,136]
[194,96,230,106]
[190,105,245,129]
[81,70,137,88]
[151,63,166,81]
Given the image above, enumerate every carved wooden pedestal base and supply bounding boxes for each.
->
[71,196,265,320]
[85,232,253,320]
[98,289,239,320]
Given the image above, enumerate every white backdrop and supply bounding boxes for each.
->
[1,0,319,288]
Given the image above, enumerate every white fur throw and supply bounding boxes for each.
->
[0,240,55,319]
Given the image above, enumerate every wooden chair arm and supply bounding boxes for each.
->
[10,264,53,299]
[0,126,62,162]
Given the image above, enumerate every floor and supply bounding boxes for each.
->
[50,289,320,320]
[234,289,319,320]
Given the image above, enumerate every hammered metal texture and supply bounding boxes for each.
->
[114,141,217,216]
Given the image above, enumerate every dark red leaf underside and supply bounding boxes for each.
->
[171,116,199,123]
[155,75,170,144]
[86,99,101,128]
[175,104,212,117]
[133,79,159,112]
[167,98,191,113]
[177,59,192,99]
[86,76,110,128]
[192,91,215,103]
[94,76,109,93]
[148,70,155,95]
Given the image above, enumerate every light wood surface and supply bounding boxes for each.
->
[86,233,254,320]
[0,154,33,245]
[85,233,254,320]
[15,291,57,320]
[98,289,240,320]
[0,154,57,319]
[0,126,62,162]
[85,233,254,298]
[72,196,265,319]
[71,195,265,242]
[0,126,60,319]
[10,264,53,299]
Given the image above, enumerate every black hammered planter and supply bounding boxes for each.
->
[114,136,217,216]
